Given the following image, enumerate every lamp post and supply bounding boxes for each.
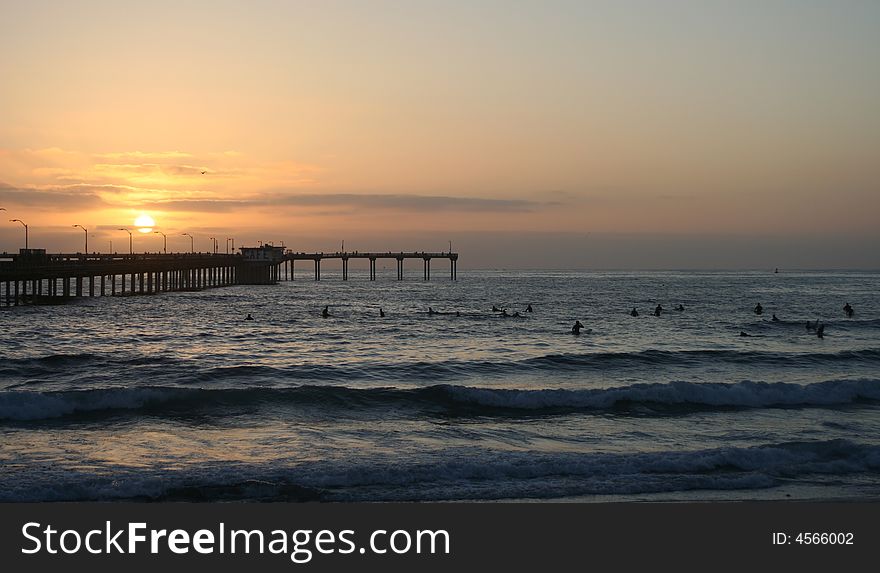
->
[209,236,217,254]
[182,233,194,253]
[118,228,132,254]
[10,219,28,249]
[73,224,88,253]
[154,231,167,253]
[226,237,235,254]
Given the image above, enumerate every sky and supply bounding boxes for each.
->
[1,0,878,268]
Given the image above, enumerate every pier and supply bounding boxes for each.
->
[0,247,459,306]
[280,251,458,281]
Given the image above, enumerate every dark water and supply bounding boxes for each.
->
[1,270,879,501]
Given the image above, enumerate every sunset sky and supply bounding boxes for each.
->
[1,0,878,268]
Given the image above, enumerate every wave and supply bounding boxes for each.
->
[3,347,880,385]
[523,348,880,369]
[3,439,879,501]
[2,378,879,422]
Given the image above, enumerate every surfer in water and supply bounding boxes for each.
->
[526,304,533,313]
[739,331,752,337]
[571,320,584,335]
[245,313,254,321]
[630,307,639,317]
[654,304,663,317]
[379,308,385,317]
[492,305,501,312]
[322,306,330,318]
[844,303,854,318]
[428,307,436,315]
[676,304,685,311]
[754,303,763,315]
[771,313,780,322]
[817,323,825,338]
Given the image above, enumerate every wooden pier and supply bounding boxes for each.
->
[0,247,458,306]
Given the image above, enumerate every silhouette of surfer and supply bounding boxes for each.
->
[322,306,329,318]
[526,304,533,313]
[676,304,685,311]
[843,303,854,318]
[428,307,436,315]
[654,304,663,317]
[630,307,639,317]
[379,307,385,317]
[771,313,780,322]
[739,331,752,337]
[245,313,254,321]
[817,323,825,338]
[571,320,584,335]
[492,305,501,312]
[754,303,763,315]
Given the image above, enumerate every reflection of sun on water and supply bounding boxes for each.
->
[134,214,155,233]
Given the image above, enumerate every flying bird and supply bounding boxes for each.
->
[200,170,207,175]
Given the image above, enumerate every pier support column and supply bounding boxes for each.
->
[13,281,19,305]
[370,258,376,281]
[75,276,83,297]
[101,275,106,296]
[147,272,153,293]
[314,259,320,281]
[89,276,94,296]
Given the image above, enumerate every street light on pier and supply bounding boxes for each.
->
[117,228,132,254]
[226,237,235,254]
[181,233,194,253]
[154,231,167,253]
[209,236,218,254]
[73,224,88,253]
[10,219,28,249]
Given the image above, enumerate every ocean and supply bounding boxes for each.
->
[1,269,879,502]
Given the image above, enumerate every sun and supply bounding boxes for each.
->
[134,214,155,233]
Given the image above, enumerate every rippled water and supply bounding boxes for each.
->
[1,269,879,501]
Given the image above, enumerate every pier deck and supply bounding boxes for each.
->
[0,249,458,306]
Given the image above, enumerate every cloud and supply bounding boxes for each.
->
[94,151,194,160]
[0,186,107,209]
[133,193,550,213]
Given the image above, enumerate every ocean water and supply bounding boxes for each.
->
[1,269,879,502]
